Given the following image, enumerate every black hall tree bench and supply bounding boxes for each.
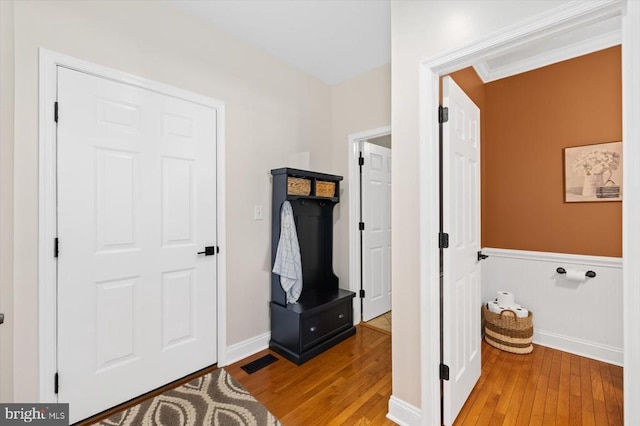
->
[269,168,356,365]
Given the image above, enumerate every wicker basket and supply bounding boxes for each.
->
[482,305,533,354]
[287,177,311,196]
[315,181,336,197]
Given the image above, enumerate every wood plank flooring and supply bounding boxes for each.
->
[229,329,623,425]
[226,325,395,425]
[364,311,392,334]
[80,325,623,426]
[454,341,624,426]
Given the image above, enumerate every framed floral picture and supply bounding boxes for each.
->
[564,141,622,202]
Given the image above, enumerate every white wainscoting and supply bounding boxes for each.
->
[481,248,623,366]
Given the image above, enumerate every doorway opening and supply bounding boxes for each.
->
[418,1,639,425]
[347,126,391,328]
[441,44,624,422]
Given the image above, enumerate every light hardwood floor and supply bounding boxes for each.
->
[454,341,624,426]
[226,325,395,425]
[229,327,623,426]
[364,311,392,334]
[82,324,623,425]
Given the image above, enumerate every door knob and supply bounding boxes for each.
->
[477,251,489,261]
[197,246,216,256]
[0,313,4,325]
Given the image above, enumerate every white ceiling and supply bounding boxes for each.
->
[171,1,620,87]
[172,0,391,86]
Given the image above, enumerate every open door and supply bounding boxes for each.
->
[442,76,482,425]
[360,141,392,322]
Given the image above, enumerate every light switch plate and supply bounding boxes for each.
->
[254,205,263,220]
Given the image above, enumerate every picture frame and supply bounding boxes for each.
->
[564,141,622,202]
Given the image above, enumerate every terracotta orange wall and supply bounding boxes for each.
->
[449,47,622,257]
[483,46,622,257]
[449,67,485,109]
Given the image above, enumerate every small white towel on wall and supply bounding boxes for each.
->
[272,201,303,304]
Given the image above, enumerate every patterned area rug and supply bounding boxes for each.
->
[96,369,281,426]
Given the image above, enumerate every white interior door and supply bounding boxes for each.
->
[57,67,218,422]
[442,76,482,425]
[361,141,392,322]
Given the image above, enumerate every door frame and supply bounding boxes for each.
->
[418,1,639,425]
[38,49,227,403]
[348,126,391,323]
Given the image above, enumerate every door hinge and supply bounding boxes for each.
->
[440,363,450,381]
[54,238,59,257]
[54,102,59,123]
[438,106,449,124]
[439,232,449,249]
[359,289,365,298]
[358,155,364,166]
[359,222,365,231]
[54,372,59,394]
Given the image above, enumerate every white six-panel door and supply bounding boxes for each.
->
[57,67,217,422]
[361,141,392,322]
[442,76,482,425]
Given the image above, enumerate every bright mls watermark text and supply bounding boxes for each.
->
[1,404,68,425]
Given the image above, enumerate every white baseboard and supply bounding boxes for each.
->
[223,331,271,366]
[387,395,421,426]
[534,329,623,366]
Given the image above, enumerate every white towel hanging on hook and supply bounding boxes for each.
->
[272,201,303,304]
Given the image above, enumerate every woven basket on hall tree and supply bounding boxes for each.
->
[315,180,336,197]
[287,177,311,196]
[482,305,533,354]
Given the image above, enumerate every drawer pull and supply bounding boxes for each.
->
[338,313,345,319]
[310,326,317,332]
